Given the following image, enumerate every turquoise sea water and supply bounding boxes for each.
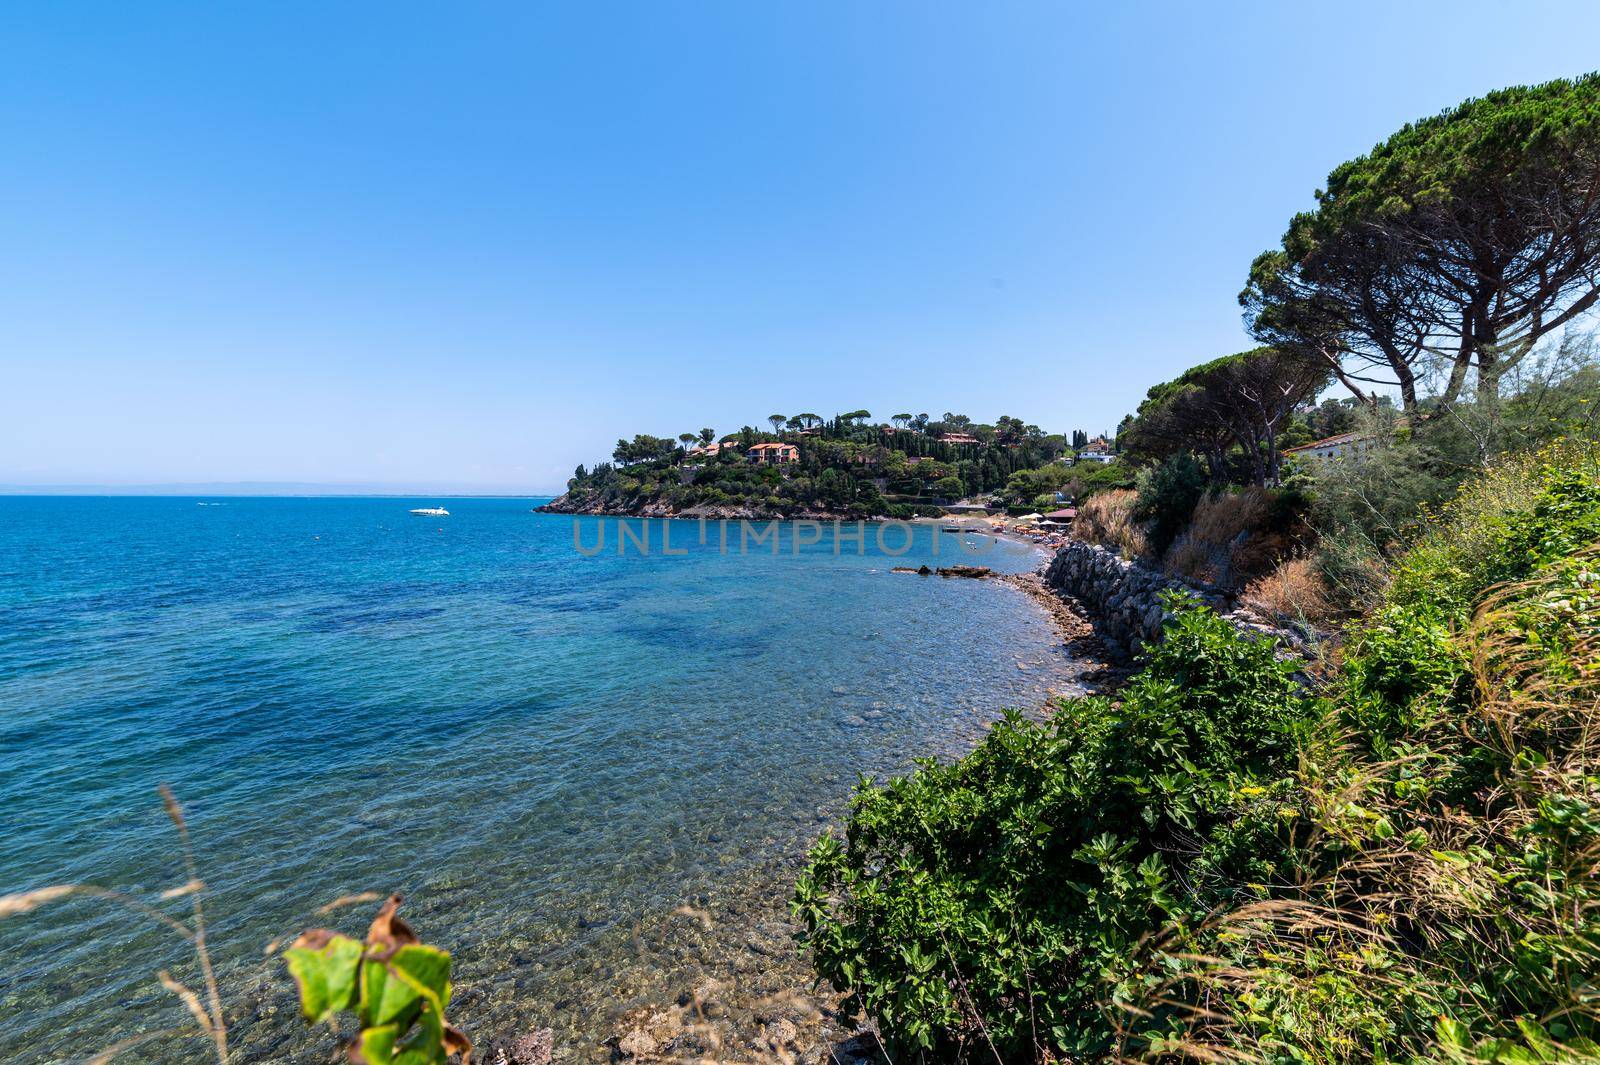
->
[0,497,1083,1062]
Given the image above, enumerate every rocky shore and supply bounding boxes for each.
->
[445,537,1318,1065]
[1042,540,1323,664]
[449,540,1125,1065]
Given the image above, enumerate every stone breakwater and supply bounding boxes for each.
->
[1042,540,1318,662]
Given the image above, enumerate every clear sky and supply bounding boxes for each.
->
[4,1,1599,493]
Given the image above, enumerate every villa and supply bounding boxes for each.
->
[1284,431,1376,464]
[747,442,800,466]
[687,441,742,461]
[939,432,980,445]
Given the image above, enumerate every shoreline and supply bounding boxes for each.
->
[539,506,1071,558]
[462,541,1122,1065]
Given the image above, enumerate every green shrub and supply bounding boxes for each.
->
[1345,446,1600,751]
[1152,442,1600,1062]
[285,897,469,1065]
[1134,454,1207,555]
[793,601,1313,1059]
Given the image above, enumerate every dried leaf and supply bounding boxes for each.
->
[157,784,187,833]
[365,894,418,957]
[444,1022,474,1063]
[0,884,78,918]
[160,879,205,900]
[157,969,215,1036]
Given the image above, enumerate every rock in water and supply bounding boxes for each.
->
[501,1027,553,1065]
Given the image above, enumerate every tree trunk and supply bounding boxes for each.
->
[1475,312,1503,409]
[1476,356,1502,406]
[1440,355,1472,407]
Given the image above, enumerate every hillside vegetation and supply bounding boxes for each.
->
[549,414,1123,518]
[796,442,1600,1062]
[795,73,1600,1062]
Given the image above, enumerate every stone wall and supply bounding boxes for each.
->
[1042,541,1231,659]
[1042,538,1323,665]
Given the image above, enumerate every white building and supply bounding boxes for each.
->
[1283,431,1376,464]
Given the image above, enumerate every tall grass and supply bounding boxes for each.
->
[1127,441,1600,1061]
[1072,488,1148,558]
[1164,487,1277,586]
[0,788,231,1063]
[1239,554,1334,625]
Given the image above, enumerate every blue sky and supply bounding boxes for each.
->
[4,1,1598,493]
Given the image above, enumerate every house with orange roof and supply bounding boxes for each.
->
[747,442,800,466]
[686,441,743,462]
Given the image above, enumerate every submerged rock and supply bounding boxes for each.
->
[499,1027,554,1065]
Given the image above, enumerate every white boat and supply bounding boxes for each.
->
[409,506,449,516]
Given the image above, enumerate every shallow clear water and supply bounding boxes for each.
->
[0,498,1082,1062]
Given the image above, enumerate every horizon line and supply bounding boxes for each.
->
[0,480,563,498]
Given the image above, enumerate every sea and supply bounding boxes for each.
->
[0,497,1088,1062]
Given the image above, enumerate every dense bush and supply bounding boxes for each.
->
[1304,339,1600,615]
[1144,442,1600,1062]
[793,603,1314,1059]
[797,440,1600,1062]
[1134,454,1206,555]
[1063,457,1138,501]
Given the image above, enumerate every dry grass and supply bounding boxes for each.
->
[1165,488,1298,589]
[1190,486,1271,547]
[1073,489,1147,558]
[0,788,232,1064]
[1241,556,1336,626]
[1121,541,1600,1062]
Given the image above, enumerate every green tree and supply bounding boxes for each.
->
[1123,348,1326,486]
[612,434,676,466]
[698,427,716,446]
[767,413,786,434]
[1306,397,1358,440]
[1245,75,1600,410]
[1135,453,1207,555]
[993,414,1029,446]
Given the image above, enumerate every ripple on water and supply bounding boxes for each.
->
[0,499,1086,1062]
